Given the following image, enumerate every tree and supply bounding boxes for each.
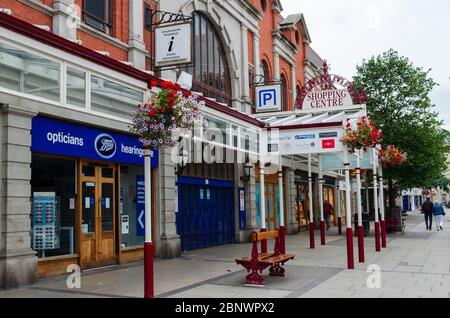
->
[353,49,450,213]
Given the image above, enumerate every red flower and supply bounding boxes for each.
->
[161,107,166,112]
[167,97,175,108]
[183,90,191,97]
[361,116,367,121]
[150,80,158,88]
[161,81,173,90]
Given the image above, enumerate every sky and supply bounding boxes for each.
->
[282,0,450,129]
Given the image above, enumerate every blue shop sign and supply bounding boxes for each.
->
[32,117,158,167]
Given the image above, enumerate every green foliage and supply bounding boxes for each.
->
[353,49,450,190]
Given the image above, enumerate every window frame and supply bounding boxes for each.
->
[82,0,113,35]
[183,12,232,106]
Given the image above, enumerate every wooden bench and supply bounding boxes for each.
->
[235,229,295,286]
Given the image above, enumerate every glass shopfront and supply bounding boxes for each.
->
[30,116,158,273]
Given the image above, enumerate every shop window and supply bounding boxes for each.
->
[120,165,145,248]
[83,0,112,35]
[181,12,232,105]
[31,155,76,258]
[66,67,86,108]
[0,42,60,101]
[91,75,143,118]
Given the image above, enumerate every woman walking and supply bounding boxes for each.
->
[432,201,445,231]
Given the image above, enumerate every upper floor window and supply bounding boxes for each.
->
[83,0,112,35]
[260,60,271,81]
[183,12,232,105]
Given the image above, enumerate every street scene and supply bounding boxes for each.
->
[0,0,449,303]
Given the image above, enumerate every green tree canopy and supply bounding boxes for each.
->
[353,49,450,192]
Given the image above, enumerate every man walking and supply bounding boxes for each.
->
[324,200,334,230]
[422,197,434,231]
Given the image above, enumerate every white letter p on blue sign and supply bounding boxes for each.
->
[255,85,281,112]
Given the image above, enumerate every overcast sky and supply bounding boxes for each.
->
[282,0,450,129]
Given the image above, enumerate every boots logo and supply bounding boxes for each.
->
[95,134,116,159]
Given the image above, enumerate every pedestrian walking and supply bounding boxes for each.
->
[324,200,334,230]
[432,201,445,231]
[422,197,434,231]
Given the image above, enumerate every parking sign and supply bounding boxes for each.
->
[255,85,281,112]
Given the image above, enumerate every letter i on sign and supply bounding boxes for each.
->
[168,36,175,52]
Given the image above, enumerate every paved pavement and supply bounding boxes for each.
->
[1,210,449,298]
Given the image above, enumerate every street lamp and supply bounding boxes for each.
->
[241,161,253,182]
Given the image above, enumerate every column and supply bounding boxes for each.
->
[373,149,381,252]
[245,163,259,237]
[308,155,315,249]
[278,167,286,254]
[128,0,147,70]
[291,66,296,109]
[318,155,326,245]
[0,105,38,289]
[410,195,415,211]
[241,23,250,112]
[337,179,342,235]
[273,52,280,80]
[356,150,365,263]
[343,150,354,269]
[379,165,387,248]
[53,0,78,41]
[260,164,267,253]
[253,34,261,77]
[158,148,181,259]
[287,168,298,234]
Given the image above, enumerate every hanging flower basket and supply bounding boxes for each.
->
[340,116,383,153]
[379,145,406,167]
[130,81,204,150]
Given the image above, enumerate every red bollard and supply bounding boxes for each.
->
[309,222,315,249]
[320,220,326,245]
[346,228,354,269]
[374,222,381,252]
[260,228,268,254]
[381,220,387,248]
[144,242,154,298]
[357,226,365,263]
[338,217,342,235]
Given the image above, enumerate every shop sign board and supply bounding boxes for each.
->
[267,127,344,155]
[255,84,282,113]
[32,117,158,167]
[155,22,192,67]
[302,89,353,112]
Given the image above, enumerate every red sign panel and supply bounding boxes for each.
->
[322,139,335,149]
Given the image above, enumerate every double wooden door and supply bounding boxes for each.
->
[79,162,116,269]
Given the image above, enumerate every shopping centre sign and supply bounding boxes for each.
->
[155,22,192,67]
[295,61,367,111]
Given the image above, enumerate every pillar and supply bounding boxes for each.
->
[373,149,381,253]
[260,164,267,253]
[274,52,280,81]
[53,0,78,41]
[308,155,315,249]
[0,105,38,289]
[318,155,325,245]
[291,66,296,109]
[343,151,354,269]
[356,150,365,263]
[379,165,387,248]
[278,167,285,254]
[158,148,181,258]
[128,0,147,70]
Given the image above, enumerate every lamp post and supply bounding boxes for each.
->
[241,161,253,182]
[144,148,154,298]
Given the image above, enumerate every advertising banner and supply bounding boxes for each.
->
[267,127,344,155]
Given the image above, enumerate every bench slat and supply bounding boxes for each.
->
[254,230,279,241]
[260,254,295,265]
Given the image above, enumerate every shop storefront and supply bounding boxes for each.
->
[295,171,310,231]
[30,117,158,276]
[255,165,287,232]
